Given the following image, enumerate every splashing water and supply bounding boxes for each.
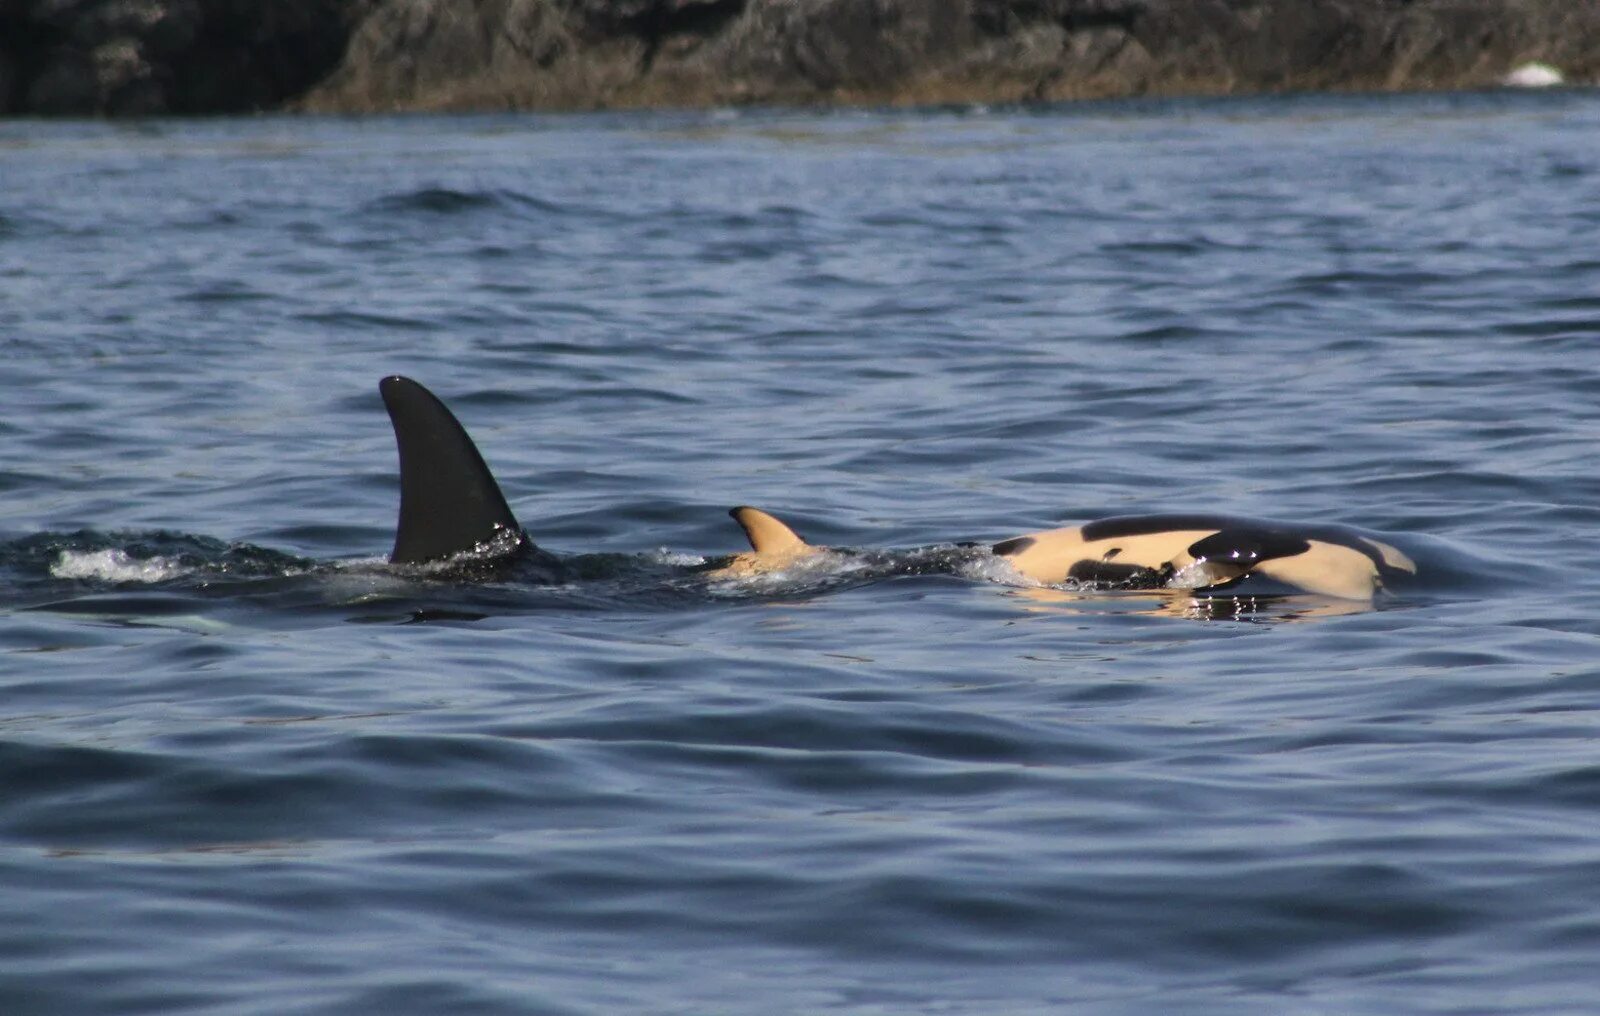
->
[51,549,189,583]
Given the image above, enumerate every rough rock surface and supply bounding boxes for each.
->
[0,0,373,114]
[2,0,1596,116]
[304,0,1600,112]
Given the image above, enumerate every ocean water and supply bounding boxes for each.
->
[3,90,1600,1014]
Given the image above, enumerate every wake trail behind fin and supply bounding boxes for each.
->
[380,376,527,565]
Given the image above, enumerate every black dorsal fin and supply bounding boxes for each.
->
[379,376,527,564]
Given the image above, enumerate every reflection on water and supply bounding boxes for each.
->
[1004,584,1382,622]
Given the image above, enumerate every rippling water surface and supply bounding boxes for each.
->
[4,91,1600,1014]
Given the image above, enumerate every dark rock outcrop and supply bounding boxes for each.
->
[1,0,1595,117]
[0,0,374,114]
[303,0,1600,113]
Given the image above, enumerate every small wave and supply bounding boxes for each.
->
[1101,238,1208,256]
[363,187,566,218]
[51,549,189,583]
[0,209,54,238]
[704,545,992,598]
[1119,324,1220,343]
[295,310,435,332]
[179,284,274,304]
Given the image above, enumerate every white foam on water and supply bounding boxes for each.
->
[649,548,706,567]
[329,555,389,572]
[955,553,1042,587]
[52,549,188,583]
[702,549,867,596]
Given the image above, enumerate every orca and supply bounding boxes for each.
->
[720,506,822,575]
[722,506,1416,600]
[378,375,561,577]
[378,377,1415,601]
[989,514,1416,600]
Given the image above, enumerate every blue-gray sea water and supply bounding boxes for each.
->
[3,90,1600,1015]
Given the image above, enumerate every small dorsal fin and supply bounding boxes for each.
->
[728,506,811,555]
[380,376,527,564]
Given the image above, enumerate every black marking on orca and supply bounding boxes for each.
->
[1082,514,1258,541]
[1067,559,1174,588]
[1186,528,1310,566]
[1081,514,1391,571]
[993,536,1036,557]
[380,375,531,565]
[1103,547,1121,559]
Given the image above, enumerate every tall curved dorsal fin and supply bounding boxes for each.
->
[728,506,811,555]
[380,376,527,564]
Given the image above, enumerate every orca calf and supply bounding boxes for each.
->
[987,515,1416,599]
[724,506,1416,600]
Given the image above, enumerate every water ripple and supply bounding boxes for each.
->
[2,93,1600,1015]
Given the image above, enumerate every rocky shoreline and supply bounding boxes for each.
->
[3,0,1596,117]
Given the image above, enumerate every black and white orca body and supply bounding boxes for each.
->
[991,514,1416,600]
[723,507,1416,600]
